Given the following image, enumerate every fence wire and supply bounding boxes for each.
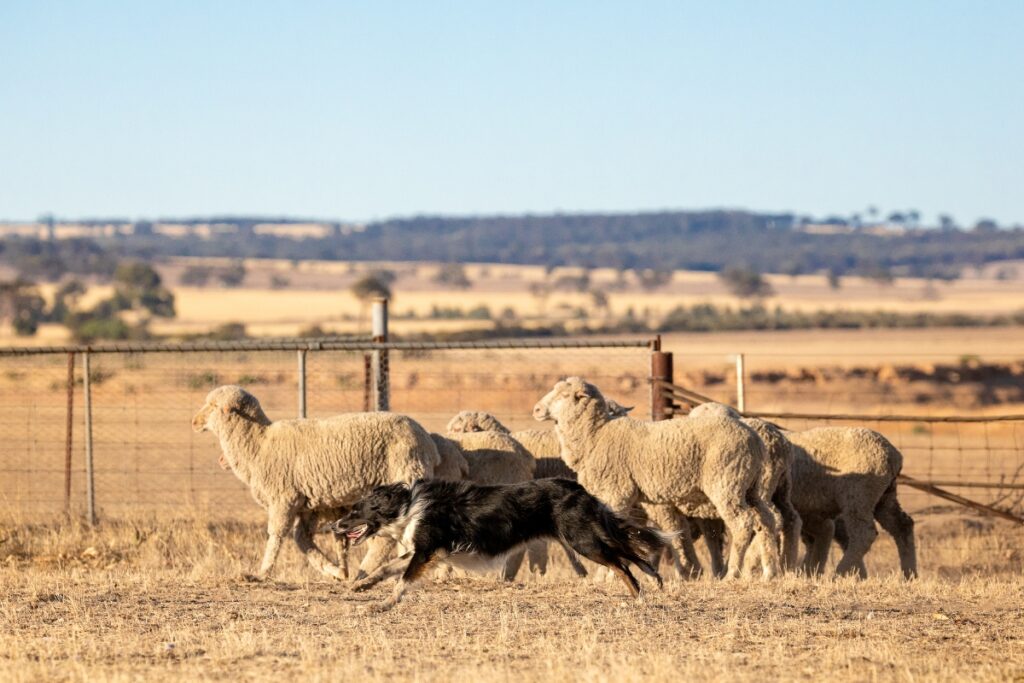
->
[0,341,652,520]
[666,351,1024,521]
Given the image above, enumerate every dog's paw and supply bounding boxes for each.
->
[351,579,375,593]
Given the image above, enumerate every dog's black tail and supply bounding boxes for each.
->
[598,506,669,586]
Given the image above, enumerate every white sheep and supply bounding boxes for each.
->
[688,402,802,573]
[786,427,916,578]
[191,385,439,581]
[534,377,782,579]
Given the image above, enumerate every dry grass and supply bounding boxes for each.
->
[6,256,1024,344]
[2,514,1023,682]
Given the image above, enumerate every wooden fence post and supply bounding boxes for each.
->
[64,352,74,517]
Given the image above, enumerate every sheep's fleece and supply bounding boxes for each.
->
[534,376,782,579]
[192,385,439,580]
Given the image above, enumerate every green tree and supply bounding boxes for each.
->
[718,266,774,299]
[0,279,46,336]
[217,260,246,287]
[179,265,212,286]
[434,263,471,288]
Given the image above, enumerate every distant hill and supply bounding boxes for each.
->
[3,210,1024,281]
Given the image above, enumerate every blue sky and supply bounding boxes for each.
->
[1,1,1021,226]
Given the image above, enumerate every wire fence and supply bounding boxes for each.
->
[0,338,655,520]
[660,351,1024,524]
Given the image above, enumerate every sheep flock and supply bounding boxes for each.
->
[192,376,917,590]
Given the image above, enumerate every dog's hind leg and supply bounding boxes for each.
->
[607,561,641,597]
[558,540,588,577]
[352,551,413,592]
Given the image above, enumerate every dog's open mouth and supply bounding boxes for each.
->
[345,524,369,543]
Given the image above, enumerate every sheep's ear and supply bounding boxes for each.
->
[220,403,232,415]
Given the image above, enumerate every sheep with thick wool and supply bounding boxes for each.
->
[688,402,802,572]
[533,377,782,579]
[786,426,916,578]
[191,385,439,581]
[687,403,916,579]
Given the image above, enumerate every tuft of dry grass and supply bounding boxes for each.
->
[2,514,1023,682]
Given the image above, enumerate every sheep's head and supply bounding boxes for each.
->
[533,376,608,423]
[688,402,740,420]
[606,399,634,419]
[191,385,269,434]
[446,410,510,435]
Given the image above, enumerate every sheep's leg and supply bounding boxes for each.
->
[354,536,398,582]
[833,513,877,578]
[332,534,350,580]
[253,503,295,581]
[501,548,526,582]
[831,518,866,576]
[352,551,413,592]
[874,484,917,579]
[696,518,727,578]
[800,516,834,576]
[751,499,782,579]
[704,488,760,580]
[527,540,549,575]
[773,483,803,572]
[643,503,701,579]
[293,514,344,580]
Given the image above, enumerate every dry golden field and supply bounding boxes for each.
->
[3,259,1024,681]
[4,256,1024,343]
[2,513,1023,682]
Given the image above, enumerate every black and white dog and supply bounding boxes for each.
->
[327,478,667,610]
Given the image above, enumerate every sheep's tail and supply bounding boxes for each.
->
[599,507,668,586]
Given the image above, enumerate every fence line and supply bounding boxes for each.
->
[0,337,655,356]
[656,377,1024,525]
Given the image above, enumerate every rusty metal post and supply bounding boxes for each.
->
[371,298,389,411]
[650,337,674,421]
[362,353,372,412]
[64,352,75,517]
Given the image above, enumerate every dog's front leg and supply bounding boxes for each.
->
[372,549,434,612]
[352,551,413,592]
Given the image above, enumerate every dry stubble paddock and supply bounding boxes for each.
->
[2,514,1023,682]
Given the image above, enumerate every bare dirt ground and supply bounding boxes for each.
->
[2,516,1023,682]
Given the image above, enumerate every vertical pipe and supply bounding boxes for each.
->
[735,353,746,413]
[64,352,75,517]
[362,353,372,412]
[371,298,389,411]
[297,349,307,418]
[83,352,96,526]
[650,349,674,421]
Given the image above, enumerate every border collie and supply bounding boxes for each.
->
[327,478,666,610]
